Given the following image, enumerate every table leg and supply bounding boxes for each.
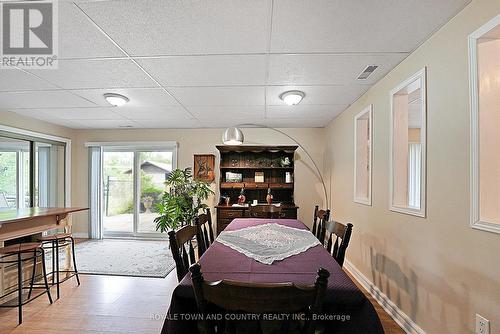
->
[63,217,73,277]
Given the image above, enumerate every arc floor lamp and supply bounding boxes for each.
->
[221,125,329,208]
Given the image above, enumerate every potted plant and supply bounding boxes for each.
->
[154,167,214,233]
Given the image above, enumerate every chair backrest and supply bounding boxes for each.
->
[195,208,214,252]
[324,221,353,267]
[311,205,330,243]
[249,205,283,219]
[168,225,203,281]
[190,263,330,334]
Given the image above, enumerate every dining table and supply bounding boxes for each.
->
[161,218,384,334]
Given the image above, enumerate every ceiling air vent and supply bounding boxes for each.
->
[357,65,378,80]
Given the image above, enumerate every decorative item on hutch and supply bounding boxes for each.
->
[238,189,246,205]
[266,188,273,204]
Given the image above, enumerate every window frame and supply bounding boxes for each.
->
[389,67,427,218]
[0,124,71,207]
[468,14,500,234]
[353,105,373,206]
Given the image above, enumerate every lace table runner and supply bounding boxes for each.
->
[217,223,321,265]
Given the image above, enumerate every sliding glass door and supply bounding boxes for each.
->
[137,151,172,234]
[101,148,173,238]
[0,137,30,209]
[0,134,66,209]
[103,151,135,235]
[35,142,66,207]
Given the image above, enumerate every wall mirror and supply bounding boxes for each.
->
[469,14,500,234]
[354,105,372,205]
[390,68,426,217]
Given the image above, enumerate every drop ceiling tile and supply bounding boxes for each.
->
[137,55,267,86]
[59,2,123,59]
[268,54,407,85]
[0,69,58,92]
[48,119,88,129]
[11,108,124,120]
[66,119,140,129]
[187,105,265,120]
[27,59,157,89]
[198,117,266,128]
[271,0,470,53]
[111,106,192,120]
[134,119,202,129]
[262,118,327,128]
[0,91,95,109]
[77,0,271,56]
[71,88,180,107]
[266,104,347,120]
[170,86,265,106]
[266,85,370,106]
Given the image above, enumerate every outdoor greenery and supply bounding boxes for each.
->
[154,167,214,232]
[103,151,172,216]
[0,152,17,196]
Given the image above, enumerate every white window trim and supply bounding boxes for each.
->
[353,105,373,206]
[389,67,427,218]
[468,14,500,235]
[0,124,72,206]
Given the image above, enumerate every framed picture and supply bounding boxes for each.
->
[194,154,215,182]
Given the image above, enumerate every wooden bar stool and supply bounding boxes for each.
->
[39,233,80,299]
[0,242,53,324]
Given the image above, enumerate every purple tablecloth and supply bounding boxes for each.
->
[161,218,384,334]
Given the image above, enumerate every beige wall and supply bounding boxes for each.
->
[325,0,500,333]
[0,111,74,140]
[70,127,327,234]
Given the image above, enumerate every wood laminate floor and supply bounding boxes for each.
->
[0,271,404,334]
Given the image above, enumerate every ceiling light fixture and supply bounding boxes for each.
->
[104,93,129,107]
[222,127,244,145]
[279,90,305,106]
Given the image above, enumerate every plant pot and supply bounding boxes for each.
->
[143,200,153,213]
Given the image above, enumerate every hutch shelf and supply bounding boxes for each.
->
[215,145,299,235]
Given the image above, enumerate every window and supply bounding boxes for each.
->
[0,127,69,209]
[469,15,500,234]
[389,68,426,217]
[87,142,177,238]
[0,137,30,208]
[354,105,372,205]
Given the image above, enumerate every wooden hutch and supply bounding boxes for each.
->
[215,145,299,235]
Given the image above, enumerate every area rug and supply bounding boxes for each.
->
[47,239,176,278]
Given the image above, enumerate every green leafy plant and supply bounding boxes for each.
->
[154,167,214,232]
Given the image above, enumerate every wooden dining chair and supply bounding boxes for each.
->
[323,221,353,267]
[190,263,330,334]
[311,205,330,243]
[249,204,284,219]
[168,225,204,281]
[195,208,215,252]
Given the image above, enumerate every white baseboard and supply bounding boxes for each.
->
[72,232,89,238]
[343,260,426,334]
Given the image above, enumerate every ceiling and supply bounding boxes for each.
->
[0,0,471,129]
